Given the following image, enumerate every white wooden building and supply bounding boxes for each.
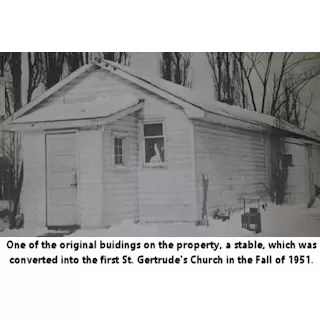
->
[3,59,320,229]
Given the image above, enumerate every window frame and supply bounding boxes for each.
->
[141,119,167,168]
[112,131,128,168]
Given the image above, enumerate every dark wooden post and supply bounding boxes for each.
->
[201,174,209,227]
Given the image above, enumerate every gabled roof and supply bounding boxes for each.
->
[12,94,141,124]
[9,97,144,131]
[3,63,95,125]
[2,58,320,143]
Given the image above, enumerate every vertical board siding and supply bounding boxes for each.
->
[20,132,46,228]
[311,146,320,187]
[103,114,139,225]
[78,130,103,228]
[46,133,78,227]
[194,120,268,216]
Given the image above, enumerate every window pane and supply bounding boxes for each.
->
[114,137,122,148]
[144,123,163,137]
[114,138,123,165]
[145,138,165,163]
[115,155,123,165]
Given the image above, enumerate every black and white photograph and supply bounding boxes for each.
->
[2,3,320,320]
[1,52,320,237]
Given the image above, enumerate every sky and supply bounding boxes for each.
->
[131,52,214,99]
[2,52,320,132]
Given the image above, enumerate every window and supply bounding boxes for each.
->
[283,154,293,167]
[143,122,165,165]
[114,137,124,166]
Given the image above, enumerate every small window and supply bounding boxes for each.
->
[114,137,124,166]
[143,122,165,165]
[283,154,293,167]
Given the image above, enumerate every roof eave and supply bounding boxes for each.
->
[0,63,95,129]
[8,100,145,132]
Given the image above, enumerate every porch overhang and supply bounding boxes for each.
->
[7,95,144,132]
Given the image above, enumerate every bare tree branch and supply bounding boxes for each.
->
[102,52,132,66]
[42,53,66,89]
[207,52,320,128]
[160,52,193,88]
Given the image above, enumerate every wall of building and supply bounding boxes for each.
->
[284,140,308,205]
[194,120,269,217]
[78,129,103,228]
[102,113,140,226]
[310,144,320,187]
[138,99,194,222]
[48,69,194,222]
[20,131,46,228]
[20,129,104,229]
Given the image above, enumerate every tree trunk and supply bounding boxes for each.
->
[9,162,23,229]
[11,53,22,112]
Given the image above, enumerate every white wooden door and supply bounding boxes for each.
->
[46,132,78,227]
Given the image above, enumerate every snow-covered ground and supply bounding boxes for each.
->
[1,199,320,237]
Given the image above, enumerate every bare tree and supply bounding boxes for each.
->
[27,53,43,103]
[101,52,132,66]
[0,53,23,228]
[42,52,66,89]
[207,52,320,128]
[66,52,87,73]
[0,53,12,116]
[234,52,320,127]
[280,73,314,129]
[4,53,22,113]
[207,52,246,106]
[160,52,193,88]
[0,53,4,77]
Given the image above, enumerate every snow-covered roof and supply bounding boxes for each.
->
[12,94,141,123]
[101,59,277,126]
[98,59,320,143]
[3,57,320,143]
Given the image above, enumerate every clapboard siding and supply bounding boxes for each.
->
[78,130,103,228]
[102,114,140,225]
[20,131,46,228]
[53,69,194,222]
[17,65,320,228]
[138,100,194,222]
[284,141,308,205]
[194,120,268,216]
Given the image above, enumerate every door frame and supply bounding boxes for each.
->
[45,130,80,228]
